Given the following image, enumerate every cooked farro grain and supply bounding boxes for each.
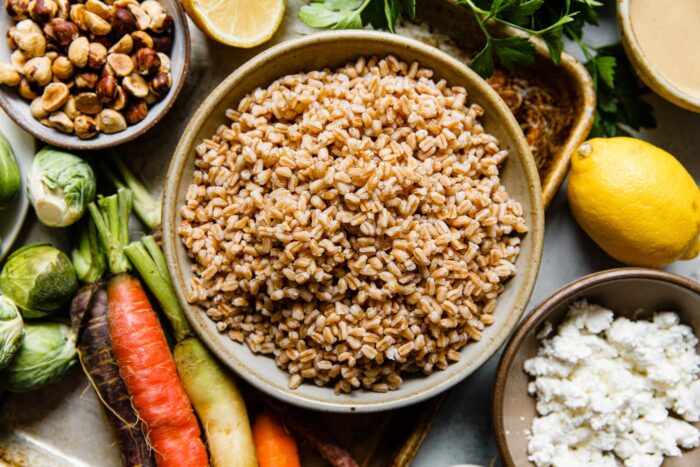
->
[179,55,528,394]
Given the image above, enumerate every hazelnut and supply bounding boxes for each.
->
[48,110,73,133]
[74,114,98,139]
[124,98,147,124]
[75,92,102,114]
[85,0,110,21]
[131,30,153,51]
[144,91,157,105]
[55,0,67,19]
[149,70,170,96]
[68,36,89,67]
[30,97,47,118]
[69,4,87,30]
[51,55,73,80]
[43,18,78,46]
[149,14,173,35]
[10,50,27,72]
[95,75,117,102]
[23,56,52,85]
[97,108,126,133]
[5,0,30,20]
[84,10,111,36]
[14,18,42,41]
[141,0,163,18]
[17,31,45,57]
[106,53,134,76]
[41,81,69,112]
[123,73,148,98]
[108,85,126,110]
[109,34,133,54]
[45,50,57,61]
[74,71,99,89]
[63,95,77,119]
[19,77,39,98]
[0,62,21,86]
[112,7,137,37]
[157,52,169,72]
[127,4,150,30]
[6,28,18,50]
[101,62,115,78]
[28,0,57,23]
[87,42,107,68]
[113,0,138,8]
[152,34,172,54]
[133,47,159,76]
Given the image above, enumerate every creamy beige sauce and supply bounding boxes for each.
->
[631,0,700,99]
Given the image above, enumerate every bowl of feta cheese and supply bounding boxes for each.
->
[493,268,700,467]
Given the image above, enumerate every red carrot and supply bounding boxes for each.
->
[253,411,301,467]
[108,274,207,467]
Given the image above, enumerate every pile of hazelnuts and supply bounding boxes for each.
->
[0,0,174,139]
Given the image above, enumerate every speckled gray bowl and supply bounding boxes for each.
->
[162,30,544,412]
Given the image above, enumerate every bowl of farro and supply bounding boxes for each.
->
[162,30,544,412]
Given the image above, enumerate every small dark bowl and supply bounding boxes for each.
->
[0,0,190,150]
[494,268,700,466]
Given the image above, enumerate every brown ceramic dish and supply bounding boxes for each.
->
[493,268,700,466]
[0,0,190,151]
[162,30,544,412]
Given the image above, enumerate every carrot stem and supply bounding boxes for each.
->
[142,236,168,279]
[100,152,161,231]
[123,241,192,342]
[89,188,132,275]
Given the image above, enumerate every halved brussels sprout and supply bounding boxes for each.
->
[27,147,96,227]
[0,244,78,319]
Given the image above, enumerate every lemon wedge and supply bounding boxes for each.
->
[182,0,285,48]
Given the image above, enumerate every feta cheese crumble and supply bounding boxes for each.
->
[524,300,700,467]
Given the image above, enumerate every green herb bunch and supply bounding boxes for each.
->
[298,0,655,137]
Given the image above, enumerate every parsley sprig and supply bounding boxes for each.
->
[298,0,416,33]
[298,0,656,137]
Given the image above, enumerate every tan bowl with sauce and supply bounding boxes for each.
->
[493,268,700,466]
[162,30,544,413]
[618,0,700,113]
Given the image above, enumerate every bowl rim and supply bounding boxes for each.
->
[492,267,700,466]
[616,0,700,113]
[0,0,191,151]
[162,29,544,412]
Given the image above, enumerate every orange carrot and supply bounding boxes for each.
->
[108,274,208,467]
[253,411,301,467]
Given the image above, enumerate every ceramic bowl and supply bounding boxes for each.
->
[0,0,190,150]
[617,0,700,113]
[493,268,700,466]
[162,30,544,412]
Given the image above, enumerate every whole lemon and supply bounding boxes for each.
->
[568,137,700,268]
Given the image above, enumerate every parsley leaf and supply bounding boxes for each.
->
[492,36,535,69]
[299,0,415,31]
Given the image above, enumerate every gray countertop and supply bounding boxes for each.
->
[2,3,699,466]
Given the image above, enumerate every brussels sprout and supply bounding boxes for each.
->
[0,130,20,209]
[0,321,76,392]
[0,244,78,319]
[27,147,96,227]
[0,295,23,369]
